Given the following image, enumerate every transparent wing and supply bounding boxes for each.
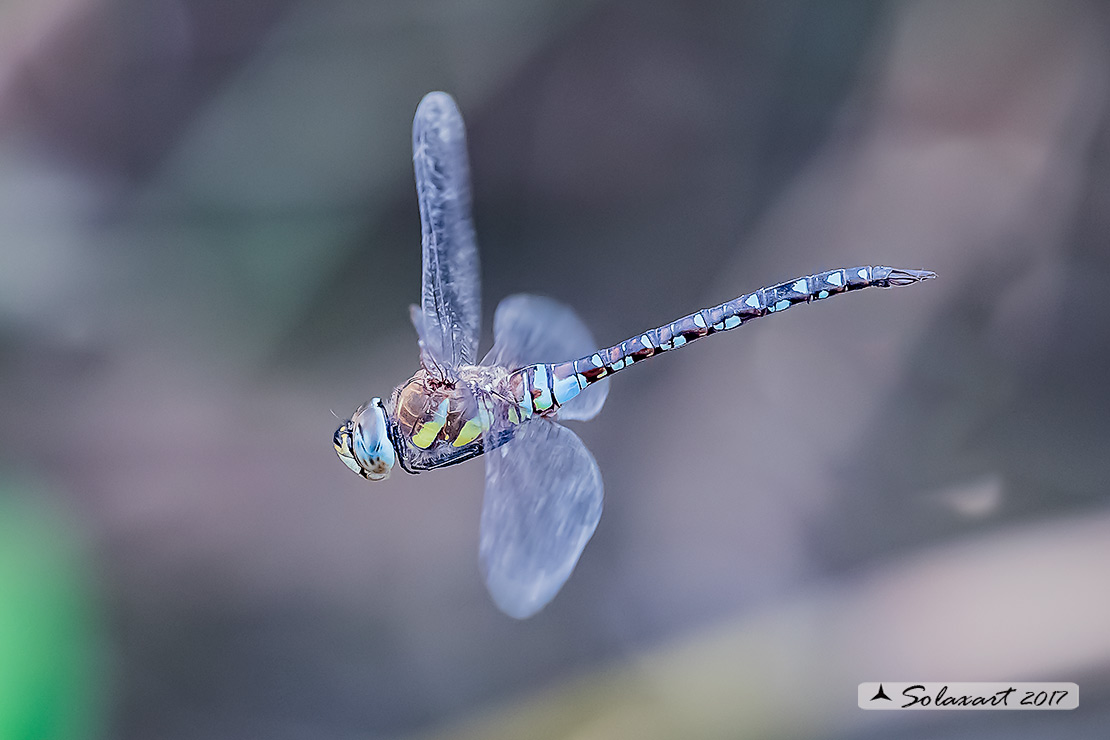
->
[412,91,481,368]
[409,304,452,375]
[482,294,609,421]
[479,417,603,619]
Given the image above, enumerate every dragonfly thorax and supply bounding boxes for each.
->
[393,372,461,449]
[390,366,510,454]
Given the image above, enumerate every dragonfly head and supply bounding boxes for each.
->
[334,397,396,481]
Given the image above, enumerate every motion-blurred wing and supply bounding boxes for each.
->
[480,418,603,618]
[483,294,609,421]
[411,91,481,368]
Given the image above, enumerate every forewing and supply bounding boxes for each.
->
[483,294,609,421]
[480,418,603,619]
[412,91,481,368]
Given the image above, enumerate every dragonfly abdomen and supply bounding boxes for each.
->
[511,265,934,419]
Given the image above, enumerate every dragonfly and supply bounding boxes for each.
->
[334,91,935,619]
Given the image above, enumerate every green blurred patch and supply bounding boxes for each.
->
[0,481,104,740]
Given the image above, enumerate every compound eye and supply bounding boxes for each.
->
[348,398,395,480]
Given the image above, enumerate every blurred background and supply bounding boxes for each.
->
[2,0,1109,738]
